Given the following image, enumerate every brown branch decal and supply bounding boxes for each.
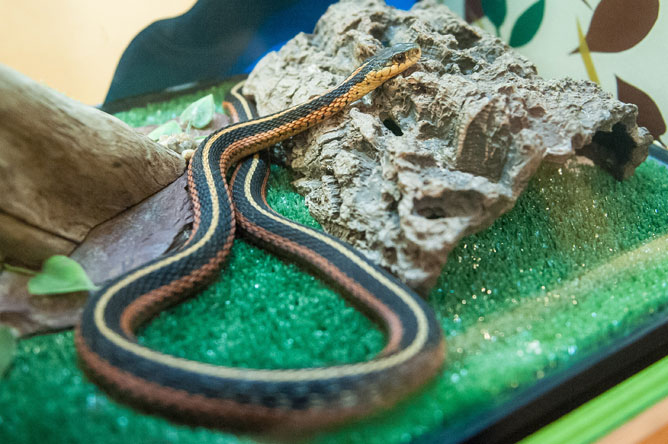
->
[616,76,666,138]
[465,0,484,23]
[583,0,659,53]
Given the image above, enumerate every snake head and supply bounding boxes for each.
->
[362,43,422,85]
[369,43,421,70]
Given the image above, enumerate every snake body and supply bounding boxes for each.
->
[76,43,445,433]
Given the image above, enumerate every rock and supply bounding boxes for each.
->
[135,112,232,154]
[0,64,185,268]
[243,0,652,292]
[157,133,200,155]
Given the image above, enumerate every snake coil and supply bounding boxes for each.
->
[76,43,445,434]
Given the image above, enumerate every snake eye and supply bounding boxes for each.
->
[393,53,406,64]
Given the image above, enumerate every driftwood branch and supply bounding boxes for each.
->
[0,64,185,268]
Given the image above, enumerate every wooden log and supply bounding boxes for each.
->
[0,64,185,268]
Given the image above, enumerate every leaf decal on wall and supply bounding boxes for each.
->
[509,0,545,47]
[616,76,666,138]
[465,0,484,23]
[581,0,592,9]
[584,0,659,53]
[576,18,599,83]
[481,0,507,34]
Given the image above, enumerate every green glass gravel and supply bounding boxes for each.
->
[1,84,667,444]
[113,83,235,127]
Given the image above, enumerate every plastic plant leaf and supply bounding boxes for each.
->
[147,120,183,141]
[583,0,658,53]
[179,94,215,129]
[28,255,97,295]
[616,76,666,138]
[481,0,506,33]
[0,325,16,378]
[509,0,545,48]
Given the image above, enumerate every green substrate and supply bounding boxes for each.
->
[1,82,667,444]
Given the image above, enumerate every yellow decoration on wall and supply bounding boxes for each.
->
[576,18,599,84]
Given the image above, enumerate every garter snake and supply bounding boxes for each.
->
[76,42,445,433]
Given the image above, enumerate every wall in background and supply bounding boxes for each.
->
[0,0,195,104]
[2,0,665,140]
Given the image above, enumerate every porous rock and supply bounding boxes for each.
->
[136,112,232,154]
[244,0,652,292]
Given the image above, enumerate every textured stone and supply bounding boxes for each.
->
[135,112,232,154]
[244,0,652,292]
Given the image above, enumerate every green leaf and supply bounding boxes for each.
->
[179,94,215,129]
[28,255,97,295]
[481,0,507,30]
[509,0,545,47]
[0,326,16,378]
[147,120,182,141]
